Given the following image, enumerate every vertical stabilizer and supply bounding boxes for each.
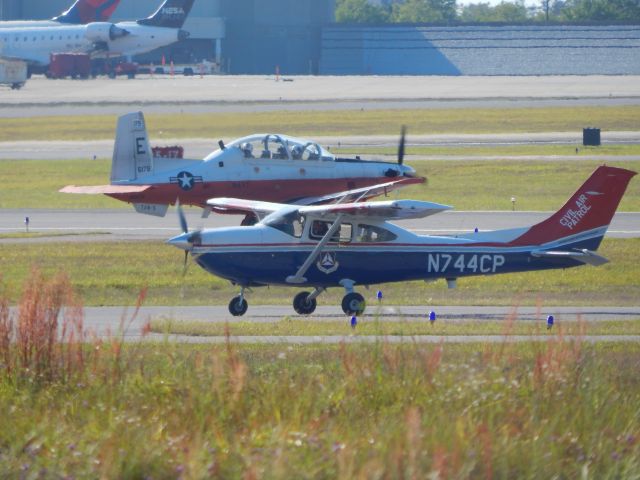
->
[111,112,153,183]
[55,0,122,24]
[512,165,636,248]
[137,0,195,29]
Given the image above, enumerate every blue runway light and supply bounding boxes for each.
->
[429,311,436,324]
[351,316,357,329]
[547,315,555,330]
[376,290,383,301]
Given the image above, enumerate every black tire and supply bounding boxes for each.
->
[293,291,317,315]
[341,292,366,316]
[228,296,248,317]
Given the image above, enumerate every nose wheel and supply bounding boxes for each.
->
[228,291,249,317]
[342,292,366,316]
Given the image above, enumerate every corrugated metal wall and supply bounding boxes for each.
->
[222,0,334,74]
[320,25,640,75]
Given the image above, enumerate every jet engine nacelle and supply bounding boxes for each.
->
[84,22,129,42]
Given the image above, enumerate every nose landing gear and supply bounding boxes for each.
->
[228,287,249,316]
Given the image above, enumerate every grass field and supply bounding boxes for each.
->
[1,238,638,307]
[334,144,640,157]
[151,318,640,337]
[0,105,639,141]
[1,279,639,478]
[1,158,639,210]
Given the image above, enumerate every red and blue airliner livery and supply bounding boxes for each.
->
[55,0,121,24]
[169,166,636,317]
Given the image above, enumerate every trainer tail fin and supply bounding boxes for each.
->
[55,0,121,24]
[111,112,154,183]
[137,0,195,29]
[512,165,636,249]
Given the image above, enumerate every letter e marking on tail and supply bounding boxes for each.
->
[136,137,146,156]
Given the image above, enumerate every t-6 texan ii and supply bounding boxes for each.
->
[61,112,425,223]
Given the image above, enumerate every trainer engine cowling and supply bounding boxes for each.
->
[84,22,129,42]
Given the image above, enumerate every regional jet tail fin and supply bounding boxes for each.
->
[111,112,154,183]
[137,0,195,29]
[512,165,636,249]
[54,0,122,24]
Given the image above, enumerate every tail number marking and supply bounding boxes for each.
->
[427,254,505,274]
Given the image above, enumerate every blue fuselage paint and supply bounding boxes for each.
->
[193,240,593,288]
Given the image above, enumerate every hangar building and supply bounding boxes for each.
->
[2,0,639,75]
[0,0,335,74]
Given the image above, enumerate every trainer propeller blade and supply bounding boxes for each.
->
[398,126,407,166]
[177,200,188,234]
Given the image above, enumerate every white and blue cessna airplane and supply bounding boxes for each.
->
[168,165,636,317]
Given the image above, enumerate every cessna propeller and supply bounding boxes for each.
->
[174,201,202,274]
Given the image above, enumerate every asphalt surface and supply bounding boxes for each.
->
[2,131,640,161]
[1,210,639,242]
[37,305,639,343]
[2,75,639,118]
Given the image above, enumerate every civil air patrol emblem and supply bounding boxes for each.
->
[170,171,203,191]
[317,252,339,274]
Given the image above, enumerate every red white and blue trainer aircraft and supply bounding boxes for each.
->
[61,112,423,222]
[168,165,636,317]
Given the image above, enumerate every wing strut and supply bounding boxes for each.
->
[286,214,344,284]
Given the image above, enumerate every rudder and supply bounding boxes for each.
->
[512,165,636,248]
[137,0,195,29]
[55,0,121,24]
[111,112,154,183]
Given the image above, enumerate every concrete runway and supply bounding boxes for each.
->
[1,209,639,241]
[45,305,640,344]
[1,75,639,117]
[2,131,640,161]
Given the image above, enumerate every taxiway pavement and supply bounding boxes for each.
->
[3,76,639,109]
[2,131,640,161]
[51,305,640,344]
[1,209,639,242]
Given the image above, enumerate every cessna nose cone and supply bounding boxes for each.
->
[167,232,192,250]
[178,29,190,41]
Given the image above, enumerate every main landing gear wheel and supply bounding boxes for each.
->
[342,292,366,316]
[228,295,248,317]
[293,291,317,315]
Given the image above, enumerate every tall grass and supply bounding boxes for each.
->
[1,271,639,478]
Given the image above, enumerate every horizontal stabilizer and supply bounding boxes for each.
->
[60,185,152,194]
[531,249,609,266]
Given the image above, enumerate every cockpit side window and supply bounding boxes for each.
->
[264,211,305,238]
[309,220,352,243]
[356,224,397,243]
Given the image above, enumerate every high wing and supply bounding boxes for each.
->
[293,177,425,206]
[206,198,294,220]
[207,177,441,220]
[207,197,452,222]
[298,199,451,220]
